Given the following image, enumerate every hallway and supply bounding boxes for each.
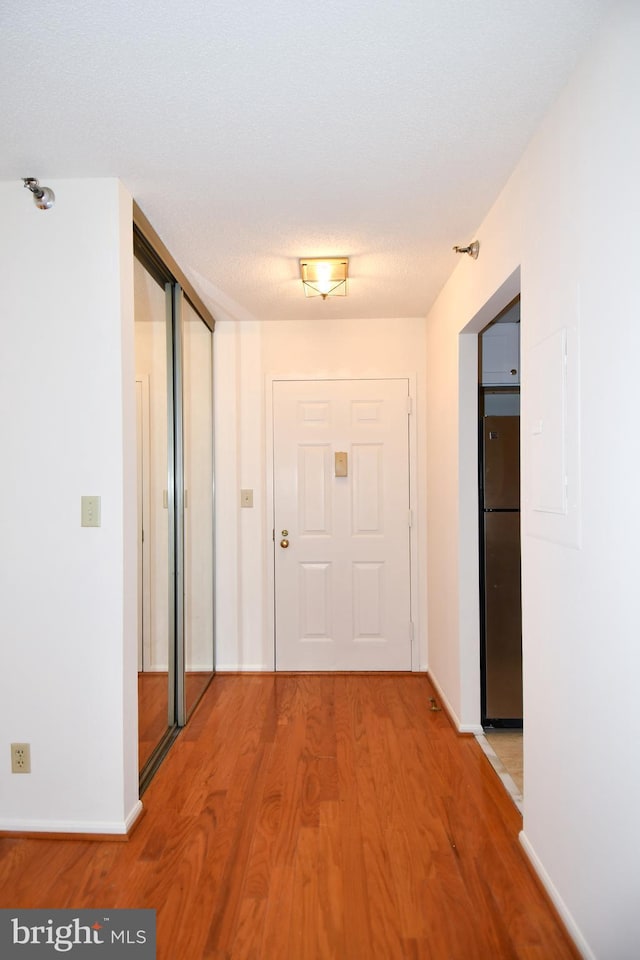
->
[0,675,578,959]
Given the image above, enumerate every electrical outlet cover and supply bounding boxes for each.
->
[11,742,31,774]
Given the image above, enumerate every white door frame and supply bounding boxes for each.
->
[457,267,521,730]
[265,373,421,672]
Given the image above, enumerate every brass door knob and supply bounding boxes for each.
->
[280,539,289,549]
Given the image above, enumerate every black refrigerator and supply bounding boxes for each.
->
[480,415,523,725]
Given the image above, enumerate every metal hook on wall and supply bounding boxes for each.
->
[453,240,479,259]
[22,177,55,211]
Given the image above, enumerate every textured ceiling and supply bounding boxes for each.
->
[0,0,614,322]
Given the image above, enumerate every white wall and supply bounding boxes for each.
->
[425,4,640,957]
[0,178,139,834]
[214,316,428,671]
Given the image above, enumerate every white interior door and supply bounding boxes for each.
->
[273,378,412,670]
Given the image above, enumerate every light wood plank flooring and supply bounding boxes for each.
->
[0,675,577,959]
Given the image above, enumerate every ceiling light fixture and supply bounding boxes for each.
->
[299,258,348,299]
[453,240,479,259]
[22,177,55,211]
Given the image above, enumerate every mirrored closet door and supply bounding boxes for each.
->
[134,255,174,775]
[133,218,215,790]
[181,298,214,719]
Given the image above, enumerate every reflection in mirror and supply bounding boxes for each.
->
[134,257,173,769]
[182,298,215,717]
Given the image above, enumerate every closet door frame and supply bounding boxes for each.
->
[134,207,215,791]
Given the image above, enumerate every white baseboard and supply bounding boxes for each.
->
[427,670,484,735]
[519,830,594,960]
[125,800,144,833]
[215,664,271,672]
[0,801,144,837]
[141,664,215,672]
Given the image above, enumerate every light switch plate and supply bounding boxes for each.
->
[81,495,101,527]
[240,489,254,508]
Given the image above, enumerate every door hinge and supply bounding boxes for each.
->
[272,528,275,542]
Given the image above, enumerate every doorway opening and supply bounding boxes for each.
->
[478,296,522,728]
[477,295,523,801]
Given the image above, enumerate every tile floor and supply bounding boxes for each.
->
[477,729,523,811]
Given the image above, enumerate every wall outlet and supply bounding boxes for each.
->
[11,742,31,774]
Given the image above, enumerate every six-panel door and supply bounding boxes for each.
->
[273,379,412,670]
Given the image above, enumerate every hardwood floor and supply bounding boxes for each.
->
[138,671,214,768]
[138,672,171,768]
[0,675,578,959]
